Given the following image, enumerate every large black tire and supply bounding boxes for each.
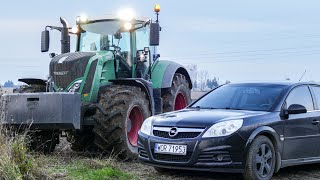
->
[68,129,97,152]
[243,136,276,180]
[93,85,151,159]
[162,73,192,112]
[28,130,59,154]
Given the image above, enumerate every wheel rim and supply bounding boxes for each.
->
[256,143,273,178]
[174,92,187,111]
[127,106,144,146]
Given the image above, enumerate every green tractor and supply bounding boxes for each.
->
[1,5,192,158]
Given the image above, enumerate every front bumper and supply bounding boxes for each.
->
[138,131,246,173]
[0,92,81,130]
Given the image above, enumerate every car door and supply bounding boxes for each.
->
[283,85,320,160]
[309,85,320,148]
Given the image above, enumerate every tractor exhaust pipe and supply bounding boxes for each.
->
[60,17,70,54]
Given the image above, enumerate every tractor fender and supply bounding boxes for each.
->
[18,78,47,86]
[108,78,155,115]
[245,126,282,172]
[151,60,192,89]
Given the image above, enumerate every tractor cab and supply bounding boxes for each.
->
[75,14,158,79]
[41,7,161,85]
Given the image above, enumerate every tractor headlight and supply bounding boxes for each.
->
[68,80,82,92]
[140,117,153,135]
[124,22,133,31]
[202,119,243,138]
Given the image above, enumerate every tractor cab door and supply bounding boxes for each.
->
[134,25,152,79]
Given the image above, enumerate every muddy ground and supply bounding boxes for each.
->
[55,140,320,180]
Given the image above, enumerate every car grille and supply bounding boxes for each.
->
[153,130,201,139]
[152,126,204,139]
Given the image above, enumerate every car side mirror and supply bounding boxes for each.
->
[287,104,307,115]
[41,30,50,52]
[149,23,160,46]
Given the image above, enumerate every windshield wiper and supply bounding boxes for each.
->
[189,106,217,109]
[224,107,245,110]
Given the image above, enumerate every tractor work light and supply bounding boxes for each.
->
[76,15,88,24]
[154,4,160,12]
[124,22,133,31]
[118,8,135,21]
[71,27,79,34]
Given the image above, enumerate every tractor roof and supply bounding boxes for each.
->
[87,15,150,23]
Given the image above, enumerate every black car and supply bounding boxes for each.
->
[138,82,320,180]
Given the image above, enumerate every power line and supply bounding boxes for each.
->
[173,51,320,64]
[163,48,320,61]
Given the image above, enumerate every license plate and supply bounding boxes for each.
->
[154,143,187,155]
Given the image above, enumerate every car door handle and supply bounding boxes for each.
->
[312,119,320,125]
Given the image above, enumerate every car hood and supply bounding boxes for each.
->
[152,108,269,128]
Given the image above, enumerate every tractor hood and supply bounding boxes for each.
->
[49,52,96,90]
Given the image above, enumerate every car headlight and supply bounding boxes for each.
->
[202,119,243,138]
[140,117,153,135]
[68,80,82,92]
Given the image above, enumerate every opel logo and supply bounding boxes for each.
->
[169,127,178,137]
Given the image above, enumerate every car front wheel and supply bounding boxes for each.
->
[243,136,276,180]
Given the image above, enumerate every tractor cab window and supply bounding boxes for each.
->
[136,26,150,51]
[79,20,131,64]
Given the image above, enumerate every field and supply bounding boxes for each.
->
[25,138,320,179]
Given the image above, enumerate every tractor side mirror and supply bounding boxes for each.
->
[41,30,50,52]
[149,23,160,46]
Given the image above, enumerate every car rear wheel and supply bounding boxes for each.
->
[243,136,275,180]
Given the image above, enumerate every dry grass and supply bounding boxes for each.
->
[0,128,46,179]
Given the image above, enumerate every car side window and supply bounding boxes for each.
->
[286,86,314,111]
[310,86,320,110]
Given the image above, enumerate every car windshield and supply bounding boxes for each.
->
[79,20,130,52]
[191,84,286,111]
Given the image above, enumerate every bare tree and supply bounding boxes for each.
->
[197,70,209,91]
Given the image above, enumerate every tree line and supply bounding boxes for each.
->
[193,70,230,91]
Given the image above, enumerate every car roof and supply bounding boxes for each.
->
[228,81,320,87]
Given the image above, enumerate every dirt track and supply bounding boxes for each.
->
[56,140,320,180]
[117,161,320,180]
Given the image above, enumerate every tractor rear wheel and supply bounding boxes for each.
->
[93,85,151,159]
[162,73,192,112]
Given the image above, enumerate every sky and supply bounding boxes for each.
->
[1,0,320,84]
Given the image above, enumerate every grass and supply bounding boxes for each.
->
[0,128,134,180]
[0,129,42,179]
[67,161,132,179]
[37,156,134,179]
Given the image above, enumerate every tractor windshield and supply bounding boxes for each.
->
[79,20,131,53]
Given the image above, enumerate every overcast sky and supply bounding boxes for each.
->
[1,0,320,84]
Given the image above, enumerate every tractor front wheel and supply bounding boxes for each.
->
[28,130,59,154]
[93,85,151,159]
[162,73,192,112]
